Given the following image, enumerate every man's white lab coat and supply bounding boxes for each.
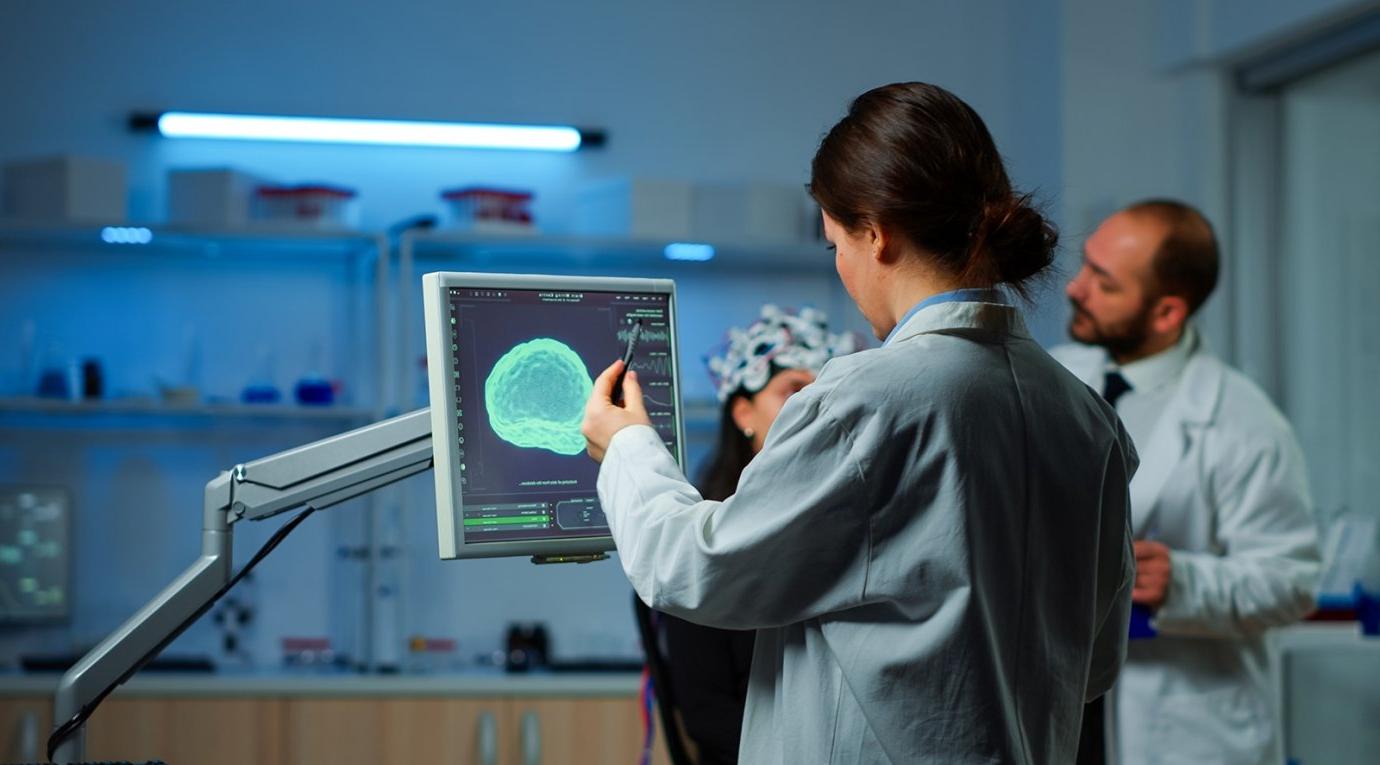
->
[599,301,1137,763]
[1052,337,1320,765]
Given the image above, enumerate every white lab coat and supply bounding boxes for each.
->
[598,301,1138,763]
[1051,338,1321,765]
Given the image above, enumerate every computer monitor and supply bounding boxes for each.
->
[423,272,685,560]
[0,486,70,622]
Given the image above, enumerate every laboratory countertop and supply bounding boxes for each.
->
[5,626,1365,701]
[0,670,643,698]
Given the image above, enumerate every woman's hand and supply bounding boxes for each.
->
[582,359,652,463]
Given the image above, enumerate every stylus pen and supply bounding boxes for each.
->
[612,319,643,406]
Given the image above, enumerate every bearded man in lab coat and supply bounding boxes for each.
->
[1052,199,1320,765]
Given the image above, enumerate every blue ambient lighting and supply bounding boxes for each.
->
[156,112,584,152]
[100,227,153,245]
[663,243,715,262]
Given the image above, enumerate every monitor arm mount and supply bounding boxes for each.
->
[51,408,434,763]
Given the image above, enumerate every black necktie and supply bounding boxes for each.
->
[1077,370,1132,765]
[1102,371,1132,407]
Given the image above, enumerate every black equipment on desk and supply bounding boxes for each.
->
[504,622,550,672]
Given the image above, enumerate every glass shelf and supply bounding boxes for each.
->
[0,220,385,262]
[403,230,835,275]
[0,396,377,423]
[0,221,390,427]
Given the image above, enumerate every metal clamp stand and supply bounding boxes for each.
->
[51,408,434,763]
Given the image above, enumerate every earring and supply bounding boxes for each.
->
[743,428,756,439]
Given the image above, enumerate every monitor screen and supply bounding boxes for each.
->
[423,272,684,560]
[0,486,70,622]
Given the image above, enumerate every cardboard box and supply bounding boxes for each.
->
[2,155,126,222]
[168,168,263,227]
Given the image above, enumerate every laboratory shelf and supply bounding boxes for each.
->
[0,221,391,427]
[0,220,385,261]
[401,229,835,275]
[0,397,377,423]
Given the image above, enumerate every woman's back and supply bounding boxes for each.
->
[601,299,1135,763]
[587,81,1136,764]
[747,299,1134,763]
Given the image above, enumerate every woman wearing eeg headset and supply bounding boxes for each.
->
[584,82,1137,763]
[657,306,858,764]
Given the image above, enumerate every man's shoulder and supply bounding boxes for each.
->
[1047,342,1105,379]
[1188,351,1296,444]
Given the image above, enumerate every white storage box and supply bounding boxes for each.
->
[2,155,126,222]
[574,178,693,239]
[691,183,807,242]
[167,168,264,227]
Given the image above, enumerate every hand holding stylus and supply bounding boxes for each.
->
[612,319,642,406]
[582,359,651,463]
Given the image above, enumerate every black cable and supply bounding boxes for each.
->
[47,505,318,762]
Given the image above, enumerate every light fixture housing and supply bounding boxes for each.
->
[130,111,605,152]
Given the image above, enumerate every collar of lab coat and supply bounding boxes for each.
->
[1115,325,1198,395]
[1059,326,1221,427]
[1167,335,1224,426]
[887,300,1030,345]
[1126,334,1226,534]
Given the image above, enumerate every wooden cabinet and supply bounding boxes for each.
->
[0,696,51,763]
[1,692,672,765]
[282,697,503,765]
[509,698,670,765]
[280,696,669,765]
[86,698,284,765]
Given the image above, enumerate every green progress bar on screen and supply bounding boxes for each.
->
[464,515,552,527]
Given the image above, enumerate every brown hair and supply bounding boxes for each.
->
[809,82,1057,296]
[1122,199,1220,316]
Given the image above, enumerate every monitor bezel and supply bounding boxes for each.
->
[423,271,685,560]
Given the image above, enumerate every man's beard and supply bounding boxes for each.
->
[1068,299,1154,359]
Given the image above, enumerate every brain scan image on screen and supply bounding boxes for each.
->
[484,337,593,456]
[433,283,680,550]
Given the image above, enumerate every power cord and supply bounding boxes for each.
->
[47,505,317,762]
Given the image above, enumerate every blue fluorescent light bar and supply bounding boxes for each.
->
[155,112,585,152]
[664,243,715,262]
[100,226,153,245]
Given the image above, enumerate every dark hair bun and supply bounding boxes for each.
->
[810,82,1059,297]
[972,193,1058,285]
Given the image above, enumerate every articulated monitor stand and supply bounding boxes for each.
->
[51,408,433,764]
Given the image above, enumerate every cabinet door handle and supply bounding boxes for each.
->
[17,710,38,761]
[520,710,542,765]
[476,710,498,765]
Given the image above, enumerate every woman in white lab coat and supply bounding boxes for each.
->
[583,82,1139,764]
[658,305,858,764]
